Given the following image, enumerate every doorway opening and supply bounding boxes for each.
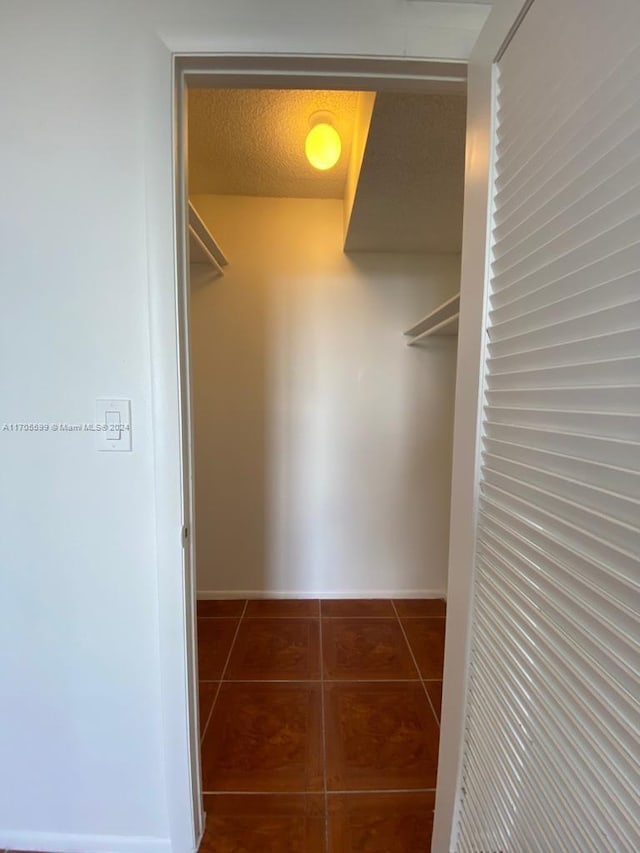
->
[175,60,467,850]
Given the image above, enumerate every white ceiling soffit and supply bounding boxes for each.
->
[344,92,467,253]
[188,88,358,199]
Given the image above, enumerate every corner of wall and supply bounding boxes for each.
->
[342,91,376,245]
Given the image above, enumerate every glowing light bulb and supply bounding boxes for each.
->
[305,122,341,171]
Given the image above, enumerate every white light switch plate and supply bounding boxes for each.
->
[96,399,132,451]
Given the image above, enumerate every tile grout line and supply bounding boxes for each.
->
[324,614,446,620]
[421,678,441,729]
[200,677,423,684]
[391,600,441,729]
[318,598,330,853]
[198,614,446,622]
[322,615,394,621]
[201,787,438,796]
[197,615,248,620]
[242,613,321,619]
[200,600,248,745]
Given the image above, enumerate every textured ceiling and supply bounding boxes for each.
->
[188,88,466,252]
[188,88,358,199]
[344,93,467,253]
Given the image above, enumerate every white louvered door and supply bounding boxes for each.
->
[455,0,640,850]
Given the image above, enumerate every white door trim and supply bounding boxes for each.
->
[432,2,535,851]
[173,57,464,851]
[144,7,524,849]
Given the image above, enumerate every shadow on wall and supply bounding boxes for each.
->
[189,195,459,599]
[190,263,222,293]
[190,202,270,600]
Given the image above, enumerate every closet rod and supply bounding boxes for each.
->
[404,292,460,339]
[407,312,459,344]
[188,201,228,268]
[189,225,224,277]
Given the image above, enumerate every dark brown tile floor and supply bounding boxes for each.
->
[197,598,445,852]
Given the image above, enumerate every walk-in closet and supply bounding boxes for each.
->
[186,85,466,850]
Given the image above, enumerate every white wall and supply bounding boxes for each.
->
[190,196,459,598]
[0,2,487,850]
[0,7,169,853]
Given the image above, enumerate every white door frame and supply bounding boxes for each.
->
[433,2,533,850]
[175,55,466,848]
[144,5,527,850]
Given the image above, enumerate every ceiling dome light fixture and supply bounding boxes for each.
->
[305,111,341,171]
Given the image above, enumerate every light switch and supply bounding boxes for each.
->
[105,410,122,439]
[96,399,132,451]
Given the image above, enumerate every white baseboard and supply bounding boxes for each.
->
[197,588,446,600]
[0,831,171,853]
